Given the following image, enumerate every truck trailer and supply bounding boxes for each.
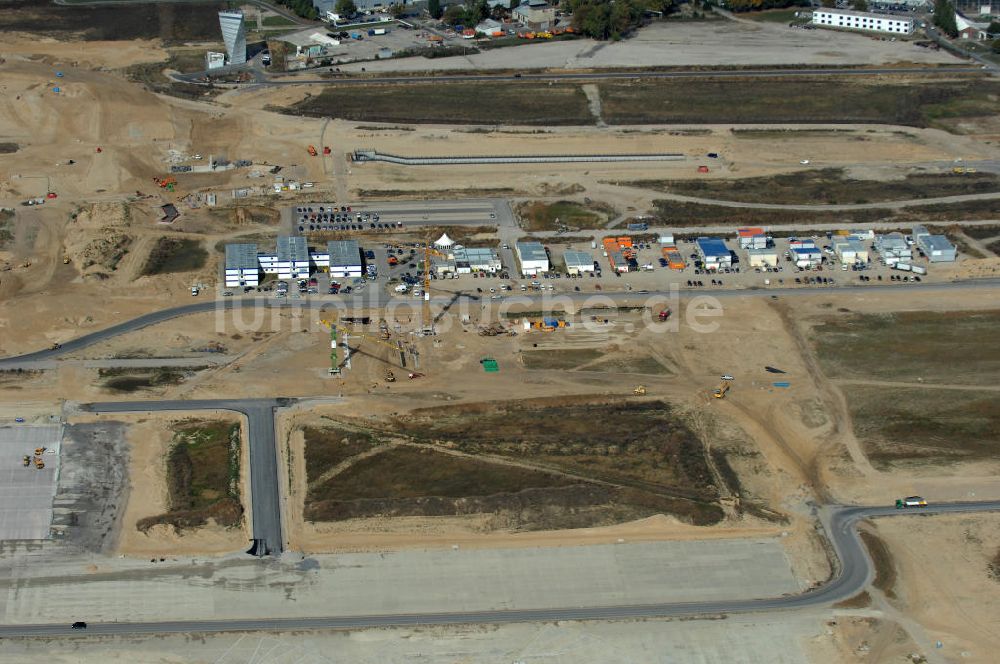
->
[895,496,927,508]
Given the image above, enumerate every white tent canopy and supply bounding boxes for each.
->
[434,233,455,247]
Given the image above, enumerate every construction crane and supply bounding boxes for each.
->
[319,318,340,374]
[420,242,450,335]
[320,318,413,372]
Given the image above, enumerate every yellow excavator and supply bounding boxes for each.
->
[712,378,732,399]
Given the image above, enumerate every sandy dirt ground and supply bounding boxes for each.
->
[335,20,959,73]
[870,514,1000,663]
[111,412,250,557]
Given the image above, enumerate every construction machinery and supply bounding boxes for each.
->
[22,455,30,468]
[896,496,927,508]
[408,372,425,379]
[633,385,647,396]
[323,146,332,155]
[307,145,318,156]
[378,318,390,340]
[34,447,46,456]
[384,368,396,382]
[34,457,45,470]
[319,318,341,374]
[657,308,671,321]
[712,379,732,399]
[420,242,449,335]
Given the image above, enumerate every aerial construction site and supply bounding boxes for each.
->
[1,1,1000,662]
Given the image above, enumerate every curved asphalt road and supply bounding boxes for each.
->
[0,501,995,637]
[3,278,1000,367]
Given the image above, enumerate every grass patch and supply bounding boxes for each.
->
[99,367,191,392]
[0,1,226,42]
[136,420,243,533]
[0,142,18,154]
[284,82,593,125]
[303,426,381,485]
[355,187,517,200]
[598,77,1000,128]
[394,398,723,513]
[987,239,1000,256]
[743,8,809,22]
[961,224,1000,240]
[304,398,726,528]
[0,209,13,249]
[142,238,208,276]
[860,529,897,598]
[834,590,872,608]
[630,169,1000,205]
[261,14,296,26]
[516,200,612,231]
[123,52,225,101]
[521,348,604,370]
[844,386,1000,467]
[652,197,1000,227]
[989,547,1000,582]
[813,310,1000,386]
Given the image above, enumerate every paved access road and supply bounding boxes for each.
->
[83,399,288,557]
[3,278,1000,368]
[0,501,995,637]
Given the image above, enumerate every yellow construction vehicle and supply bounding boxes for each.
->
[34,457,45,470]
[34,447,46,456]
[22,455,31,468]
[633,385,647,396]
[712,379,731,399]
[952,167,967,174]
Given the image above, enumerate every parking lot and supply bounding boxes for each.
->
[280,21,451,68]
[286,200,505,237]
[0,425,61,541]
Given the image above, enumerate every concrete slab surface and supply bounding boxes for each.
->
[0,426,60,540]
[0,611,822,663]
[0,538,799,623]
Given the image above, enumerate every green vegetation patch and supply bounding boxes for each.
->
[261,14,297,26]
[860,530,897,598]
[517,200,612,231]
[137,420,243,532]
[395,399,722,511]
[99,367,191,392]
[143,238,208,276]
[598,77,1000,128]
[630,169,1000,205]
[0,209,13,249]
[813,310,1000,385]
[0,1,226,42]
[651,197,1000,227]
[303,425,382,485]
[845,386,1000,467]
[286,82,593,125]
[521,348,604,370]
[0,142,18,154]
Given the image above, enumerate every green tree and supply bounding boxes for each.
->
[336,0,357,18]
[987,20,1000,35]
[933,0,958,38]
[443,4,466,24]
[851,0,868,10]
[992,38,1000,53]
[429,0,444,19]
[390,4,406,18]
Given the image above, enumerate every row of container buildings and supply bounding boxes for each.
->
[224,237,365,288]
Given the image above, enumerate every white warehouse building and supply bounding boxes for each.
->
[811,8,915,35]
[563,249,596,275]
[224,243,261,288]
[327,240,363,278]
[453,246,502,273]
[747,248,779,267]
[516,241,549,276]
[259,236,311,280]
[913,225,957,262]
[834,238,870,264]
